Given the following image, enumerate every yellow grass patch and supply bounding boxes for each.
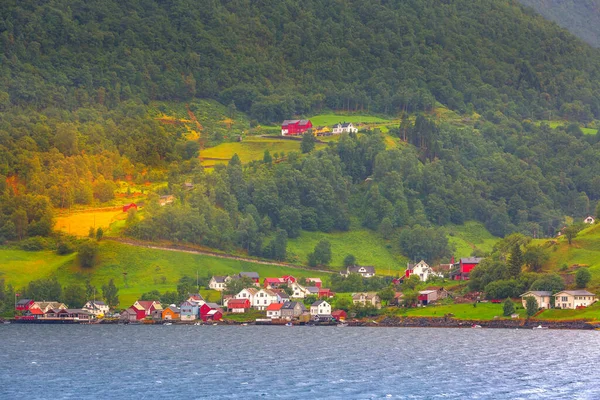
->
[54,209,126,236]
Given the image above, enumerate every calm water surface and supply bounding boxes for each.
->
[1,325,599,399]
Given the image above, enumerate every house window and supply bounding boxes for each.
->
[561,296,567,302]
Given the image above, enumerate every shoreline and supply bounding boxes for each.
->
[5,316,599,330]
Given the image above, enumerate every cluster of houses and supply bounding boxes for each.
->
[281,119,359,137]
[119,294,224,323]
[15,299,109,322]
[520,290,597,310]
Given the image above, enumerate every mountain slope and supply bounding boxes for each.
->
[518,0,600,47]
[2,0,600,121]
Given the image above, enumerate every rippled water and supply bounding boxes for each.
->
[1,325,599,399]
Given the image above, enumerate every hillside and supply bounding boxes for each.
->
[518,0,600,47]
[3,0,600,122]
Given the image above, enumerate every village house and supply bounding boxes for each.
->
[119,308,138,322]
[318,288,335,298]
[180,300,202,321]
[201,309,223,322]
[27,301,68,314]
[405,260,442,282]
[123,203,138,213]
[159,195,175,206]
[352,293,382,309]
[182,182,194,190]
[281,119,313,136]
[162,305,180,320]
[418,287,449,306]
[450,257,484,281]
[83,300,110,317]
[15,298,35,312]
[554,290,597,309]
[266,303,284,319]
[306,278,322,288]
[270,289,290,304]
[263,277,285,289]
[310,300,332,319]
[289,281,311,299]
[343,265,376,278]
[252,289,279,310]
[332,122,358,134]
[209,276,230,291]
[227,299,251,313]
[313,126,331,136]
[280,301,307,320]
[584,215,595,224]
[44,309,93,321]
[520,291,552,309]
[331,309,347,322]
[235,287,259,304]
[128,300,162,320]
[233,272,260,285]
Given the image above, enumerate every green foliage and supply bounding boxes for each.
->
[23,278,62,301]
[503,298,516,316]
[96,227,104,241]
[508,243,524,278]
[301,132,317,154]
[62,284,87,308]
[56,241,75,255]
[343,254,357,268]
[529,274,565,293]
[78,240,99,268]
[575,268,592,288]
[484,279,523,299]
[399,225,453,263]
[563,225,581,245]
[403,275,422,291]
[525,296,539,317]
[308,240,332,267]
[224,276,256,295]
[378,286,396,306]
[523,245,549,272]
[101,279,119,308]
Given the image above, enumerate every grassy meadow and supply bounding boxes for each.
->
[402,302,527,320]
[445,221,499,259]
[0,241,331,307]
[55,209,126,237]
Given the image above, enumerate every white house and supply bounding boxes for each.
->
[520,291,552,309]
[252,289,279,310]
[208,276,230,291]
[343,265,376,278]
[235,288,259,304]
[266,303,284,319]
[352,293,382,309]
[290,282,311,299]
[584,215,595,224]
[554,290,597,309]
[310,300,332,317]
[332,122,358,134]
[82,300,109,316]
[405,260,441,282]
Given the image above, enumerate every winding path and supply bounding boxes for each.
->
[107,238,334,274]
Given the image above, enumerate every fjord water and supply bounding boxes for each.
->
[1,325,599,399]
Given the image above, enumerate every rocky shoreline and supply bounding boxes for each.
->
[348,316,599,330]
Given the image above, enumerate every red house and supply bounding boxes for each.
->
[123,203,138,212]
[331,310,347,321]
[16,298,35,311]
[451,257,484,280]
[282,275,296,284]
[129,300,162,320]
[264,278,284,288]
[201,309,223,322]
[281,120,313,136]
[228,299,251,313]
[318,288,334,298]
[307,278,322,288]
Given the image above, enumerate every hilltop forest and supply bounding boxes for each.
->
[2,0,600,264]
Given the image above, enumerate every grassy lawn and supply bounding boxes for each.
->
[0,241,332,307]
[402,302,526,320]
[535,302,600,321]
[534,120,598,135]
[200,137,326,166]
[223,310,266,322]
[309,113,393,127]
[445,221,499,258]
[55,209,126,237]
[286,228,406,274]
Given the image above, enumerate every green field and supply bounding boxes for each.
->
[309,113,394,127]
[402,302,526,320]
[286,228,406,274]
[534,120,598,135]
[200,137,326,166]
[536,302,600,321]
[0,242,331,307]
[445,221,500,258]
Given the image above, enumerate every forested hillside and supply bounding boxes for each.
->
[518,0,600,47]
[2,0,600,121]
[3,0,600,265]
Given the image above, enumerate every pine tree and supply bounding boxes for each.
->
[508,243,523,278]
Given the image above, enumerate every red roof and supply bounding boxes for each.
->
[266,303,284,311]
[228,299,250,308]
[29,308,43,315]
[332,310,347,318]
[136,301,158,310]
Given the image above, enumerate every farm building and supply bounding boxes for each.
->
[332,122,358,134]
[450,257,484,280]
[123,203,138,212]
[281,119,313,136]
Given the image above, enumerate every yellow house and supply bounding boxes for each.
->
[313,126,330,136]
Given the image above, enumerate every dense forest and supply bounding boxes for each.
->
[518,0,600,48]
[2,0,600,121]
[2,0,600,264]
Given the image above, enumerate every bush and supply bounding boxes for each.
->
[575,268,591,288]
[19,236,49,251]
[56,241,75,255]
[78,240,99,268]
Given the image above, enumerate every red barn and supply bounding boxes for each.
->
[201,309,223,322]
[331,310,347,321]
[264,278,284,288]
[452,257,484,280]
[318,288,334,298]
[227,299,251,313]
[281,120,313,136]
[123,203,138,212]
[307,278,322,288]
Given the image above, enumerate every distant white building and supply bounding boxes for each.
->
[332,122,358,134]
[208,276,230,291]
[405,260,442,282]
[82,301,109,316]
[310,300,331,317]
[584,216,595,224]
[554,290,597,309]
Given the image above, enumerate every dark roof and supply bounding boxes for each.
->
[239,272,259,279]
[347,265,376,274]
[212,276,228,283]
[521,291,552,297]
[312,300,327,306]
[17,299,32,305]
[341,122,352,127]
[306,286,320,294]
[555,290,596,296]
[282,119,300,125]
[206,302,220,309]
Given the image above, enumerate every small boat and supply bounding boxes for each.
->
[212,323,218,326]
[471,324,482,329]
[163,322,172,326]
[533,325,548,330]
[285,322,293,327]
[241,323,248,326]
[193,322,202,326]
[337,322,348,327]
